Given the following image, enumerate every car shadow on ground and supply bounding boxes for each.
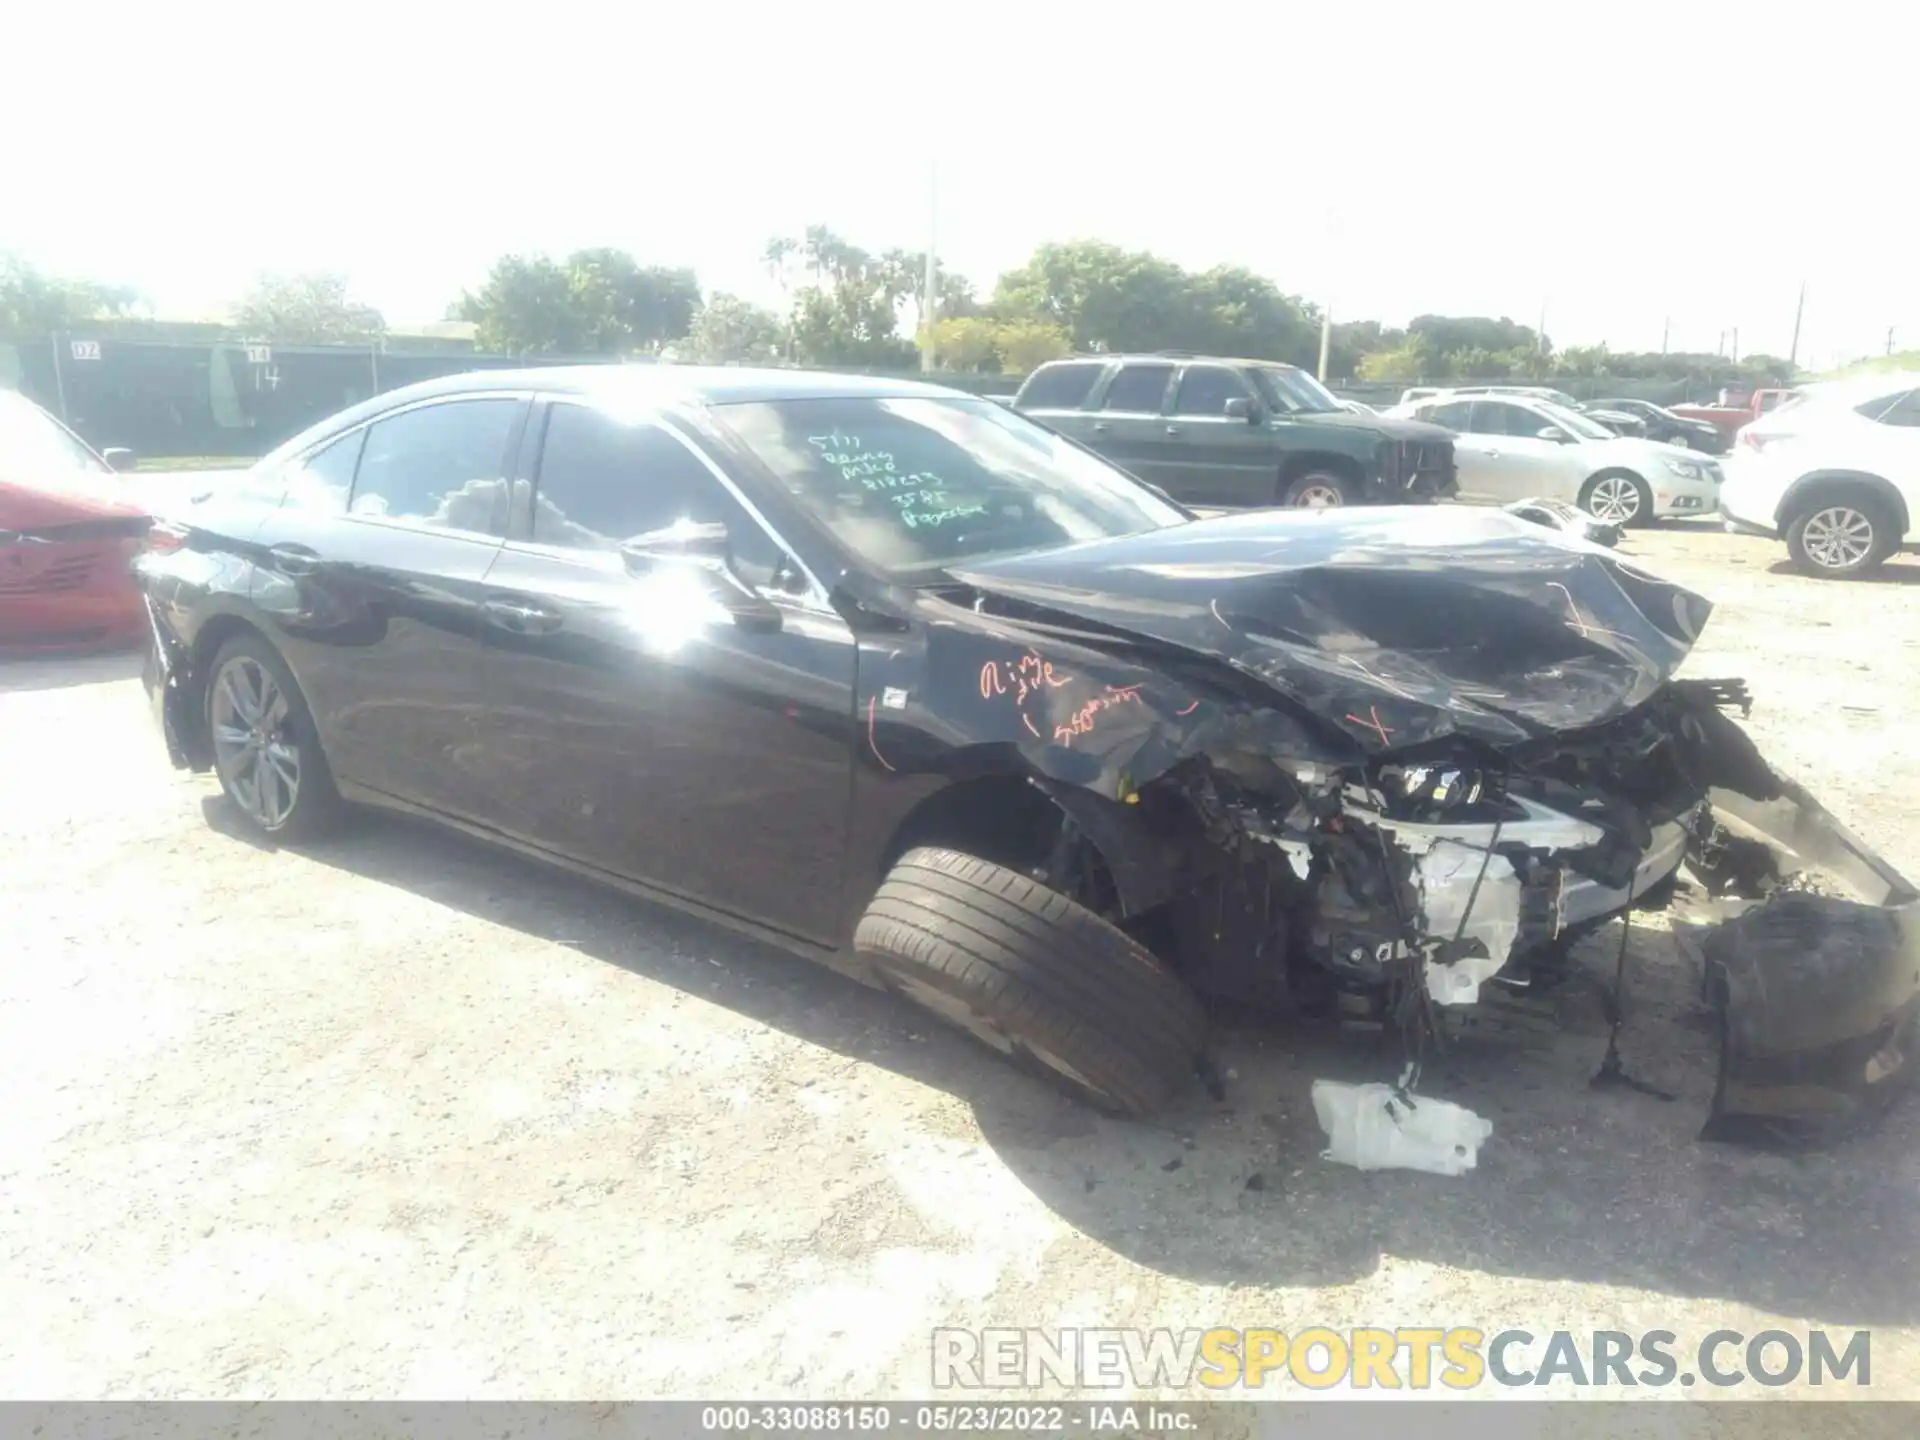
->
[1764,559,1920,585]
[217,796,1920,1328]
[0,645,142,693]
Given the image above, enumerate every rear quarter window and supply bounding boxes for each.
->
[1017,363,1102,411]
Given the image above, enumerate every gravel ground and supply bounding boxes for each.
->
[3,523,1917,1402]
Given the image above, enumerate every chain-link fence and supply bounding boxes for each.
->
[0,336,1029,460]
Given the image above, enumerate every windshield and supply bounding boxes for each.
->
[715,396,1187,576]
[1253,367,1343,415]
[1536,401,1616,441]
[0,392,109,485]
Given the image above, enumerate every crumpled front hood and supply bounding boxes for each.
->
[1287,410,1455,443]
[949,506,1712,751]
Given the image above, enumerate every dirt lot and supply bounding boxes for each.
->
[3,523,1918,1401]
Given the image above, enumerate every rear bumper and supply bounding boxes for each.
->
[0,546,146,652]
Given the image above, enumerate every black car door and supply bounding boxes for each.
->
[1084,362,1177,490]
[1164,363,1269,506]
[474,397,856,944]
[248,392,527,817]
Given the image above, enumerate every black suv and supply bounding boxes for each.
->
[1013,353,1456,509]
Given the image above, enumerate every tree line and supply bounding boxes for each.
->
[2,242,1795,385]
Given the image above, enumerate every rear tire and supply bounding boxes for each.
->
[854,847,1206,1116]
[1579,469,1654,528]
[204,633,342,841]
[1280,469,1353,509]
[1784,494,1899,578]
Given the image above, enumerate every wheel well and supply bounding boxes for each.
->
[1775,471,1910,534]
[880,775,1069,881]
[1278,451,1364,488]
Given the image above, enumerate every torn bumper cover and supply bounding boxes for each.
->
[1691,781,1920,1146]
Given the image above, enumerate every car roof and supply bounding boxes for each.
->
[367,364,969,409]
[1036,353,1303,370]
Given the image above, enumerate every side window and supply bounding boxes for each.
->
[530,404,787,583]
[1018,363,1101,410]
[1172,366,1249,416]
[1100,364,1174,413]
[279,428,364,512]
[1859,389,1920,427]
[1422,401,1474,431]
[349,398,521,533]
[1478,402,1547,438]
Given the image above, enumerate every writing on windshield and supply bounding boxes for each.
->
[720,397,1183,575]
[805,431,987,531]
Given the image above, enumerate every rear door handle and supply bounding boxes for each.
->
[1091,421,1111,433]
[1165,424,1181,435]
[268,542,320,576]
[481,596,561,634]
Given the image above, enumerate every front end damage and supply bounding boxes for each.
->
[936,508,1919,1146]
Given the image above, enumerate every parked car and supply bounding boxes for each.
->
[133,366,1918,1140]
[1013,354,1456,508]
[0,388,151,650]
[1443,385,1649,438]
[1588,397,1727,453]
[1387,392,1723,525]
[1719,372,1920,577]
[1670,386,1800,446]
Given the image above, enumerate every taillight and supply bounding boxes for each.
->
[1737,428,1789,452]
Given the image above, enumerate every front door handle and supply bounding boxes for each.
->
[268,542,320,576]
[1483,448,1502,458]
[481,596,561,634]
[1165,424,1181,435]
[1091,421,1111,433]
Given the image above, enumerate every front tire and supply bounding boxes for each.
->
[1784,495,1898,579]
[205,634,342,841]
[854,847,1206,1116]
[1280,469,1353,509]
[1580,469,1654,528]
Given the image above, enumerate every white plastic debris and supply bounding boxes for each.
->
[1413,839,1522,1005]
[1311,1079,1493,1176]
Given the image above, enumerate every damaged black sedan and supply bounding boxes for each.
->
[134,368,1919,1145]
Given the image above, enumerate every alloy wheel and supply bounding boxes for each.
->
[1292,481,1346,509]
[1801,506,1875,571]
[1586,476,1643,524]
[209,656,302,829]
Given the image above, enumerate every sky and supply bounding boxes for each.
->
[5,1,1914,368]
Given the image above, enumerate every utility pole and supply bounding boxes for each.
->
[1787,280,1805,370]
[1889,326,1897,357]
[1536,299,1548,353]
[1317,302,1333,383]
[920,161,939,374]
[1661,315,1670,355]
[1731,327,1739,364]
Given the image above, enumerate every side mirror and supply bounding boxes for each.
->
[1223,396,1257,422]
[1536,427,1570,443]
[101,447,137,472]
[619,519,781,633]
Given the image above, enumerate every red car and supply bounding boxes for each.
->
[0,390,151,652]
